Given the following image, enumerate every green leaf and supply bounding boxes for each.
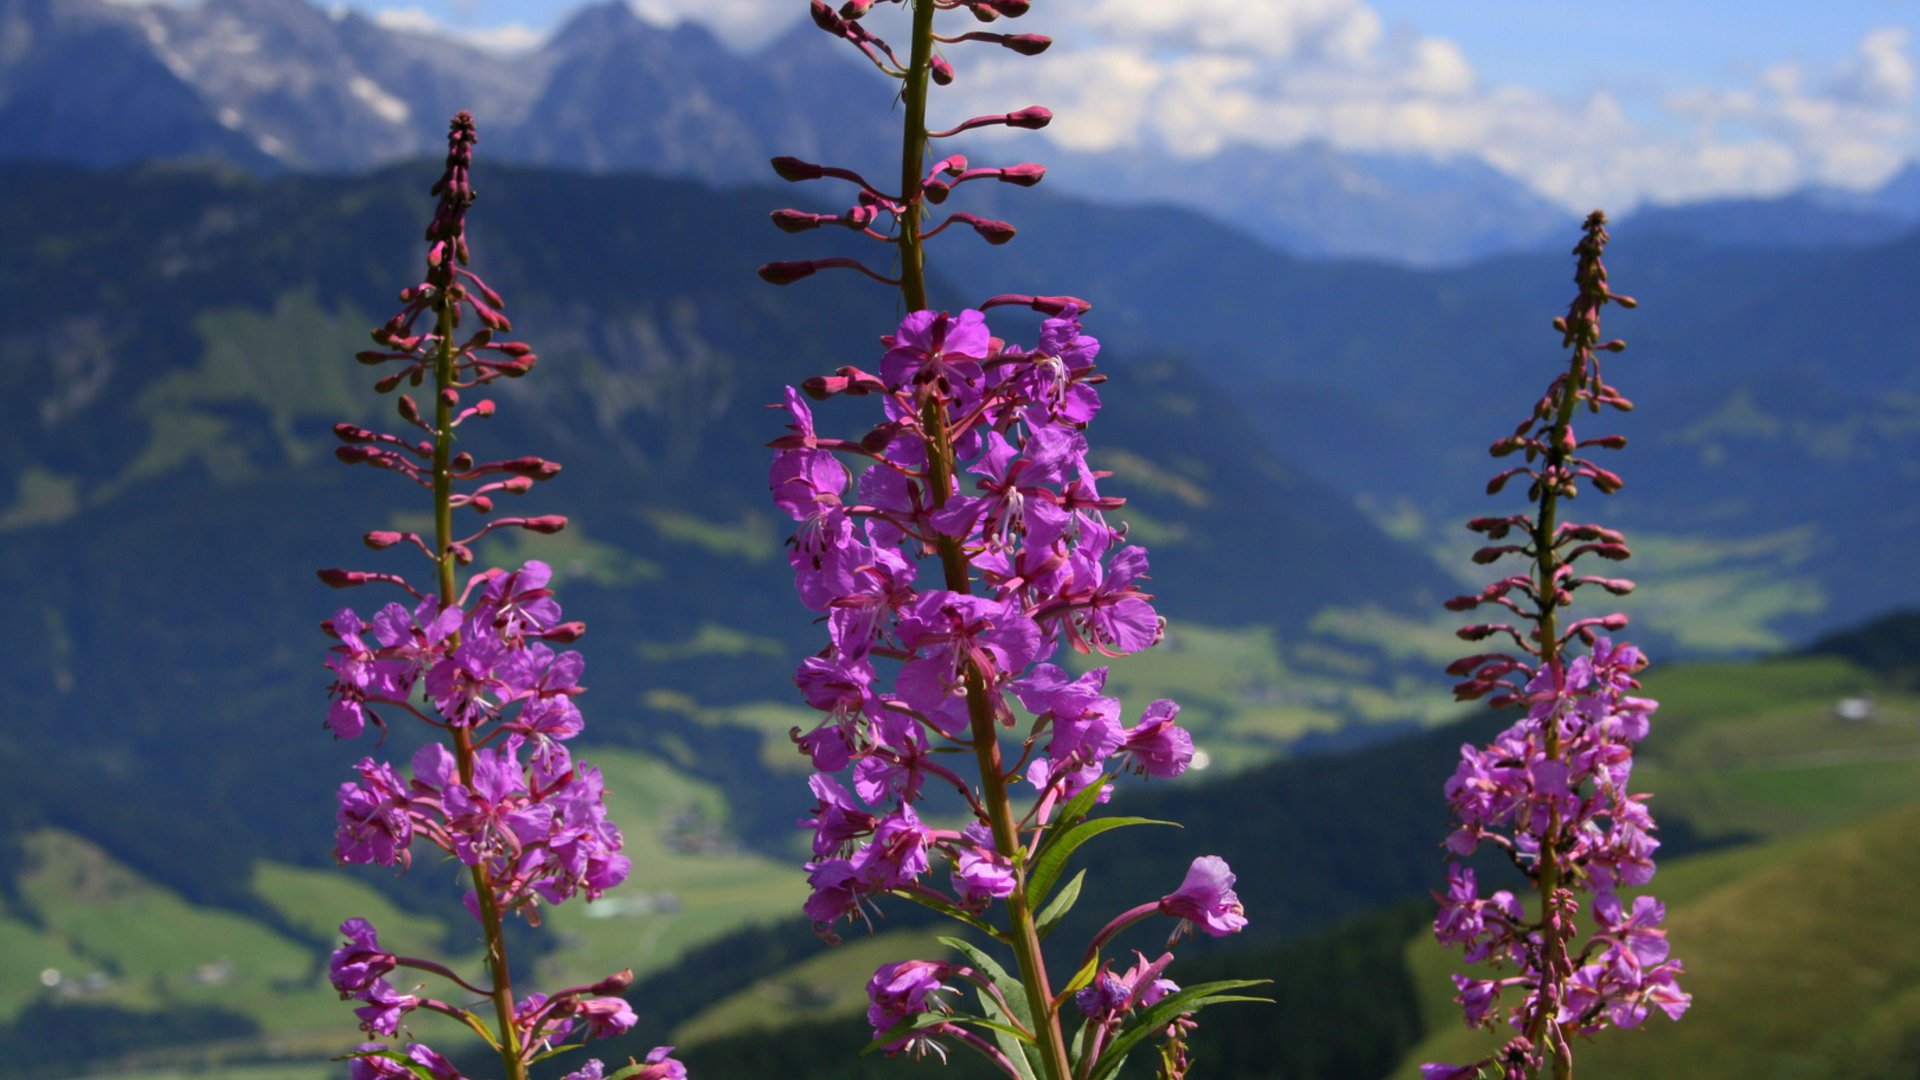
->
[1034,868,1086,939]
[335,1050,440,1080]
[1086,980,1272,1080]
[861,1010,955,1056]
[527,1042,586,1065]
[1027,817,1174,908]
[954,1015,1040,1044]
[1031,775,1111,863]
[897,888,1007,941]
[940,936,1043,1080]
[1061,951,1101,996]
[940,936,1032,1028]
[604,1057,684,1080]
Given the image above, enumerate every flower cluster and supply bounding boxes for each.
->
[326,568,627,909]
[1426,213,1686,1080]
[778,307,1204,933]
[316,112,680,1080]
[761,3,1265,1076]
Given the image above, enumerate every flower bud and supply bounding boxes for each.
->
[759,260,820,285]
[590,969,635,995]
[1006,105,1051,129]
[771,156,826,182]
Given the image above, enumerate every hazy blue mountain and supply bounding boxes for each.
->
[1621,192,1911,250]
[1044,140,1569,265]
[0,160,1447,928]
[0,0,1618,264]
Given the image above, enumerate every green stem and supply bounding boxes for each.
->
[896,7,1070,1076]
[897,0,936,311]
[432,299,527,1080]
[1522,334,1591,1080]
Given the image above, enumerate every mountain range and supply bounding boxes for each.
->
[22,0,1913,265]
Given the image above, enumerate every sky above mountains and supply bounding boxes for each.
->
[339,0,1920,211]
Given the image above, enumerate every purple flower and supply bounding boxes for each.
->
[1158,855,1248,937]
[577,996,638,1039]
[474,560,565,645]
[949,823,1015,907]
[880,309,990,403]
[330,918,397,996]
[352,978,420,1036]
[349,1043,464,1080]
[852,803,934,890]
[635,1047,690,1080]
[800,772,877,857]
[443,746,551,867]
[804,857,865,928]
[336,759,414,867]
[1075,951,1175,1021]
[866,959,954,1046]
[1121,699,1192,778]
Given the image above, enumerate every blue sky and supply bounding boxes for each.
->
[348,0,1920,208]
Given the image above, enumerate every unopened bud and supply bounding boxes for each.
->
[772,209,828,233]
[999,163,1046,185]
[522,515,568,533]
[759,260,819,285]
[364,531,403,549]
[930,54,954,85]
[771,156,826,182]
[590,969,635,995]
[811,0,846,33]
[1006,105,1051,129]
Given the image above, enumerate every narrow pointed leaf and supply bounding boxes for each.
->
[1027,817,1174,907]
[337,1050,440,1080]
[1061,950,1101,997]
[1087,980,1272,1080]
[861,1011,956,1056]
[898,888,1007,940]
[1033,774,1110,860]
[528,1042,586,1064]
[1034,868,1085,939]
[941,935,1044,1078]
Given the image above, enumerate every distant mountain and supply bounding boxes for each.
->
[1810,161,1920,222]
[1621,191,1913,250]
[0,0,1604,264]
[1044,140,1569,265]
[0,159,1447,932]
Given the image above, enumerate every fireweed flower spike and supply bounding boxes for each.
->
[762,4,1265,1079]
[318,113,684,1080]
[1426,213,1688,1080]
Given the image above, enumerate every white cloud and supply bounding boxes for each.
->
[372,6,546,52]
[947,4,1918,210]
[628,0,799,49]
[1657,26,1917,202]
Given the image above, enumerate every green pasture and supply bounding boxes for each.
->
[1399,656,1920,1078]
[673,928,950,1046]
[1400,798,1920,1079]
